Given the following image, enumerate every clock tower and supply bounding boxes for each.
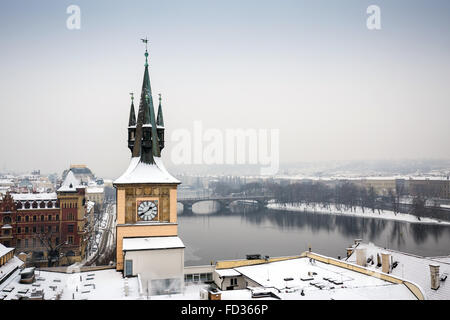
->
[114,41,184,294]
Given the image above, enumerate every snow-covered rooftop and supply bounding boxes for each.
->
[0,243,14,257]
[114,157,180,185]
[215,268,241,277]
[11,192,57,201]
[346,242,450,300]
[86,187,104,194]
[0,268,141,300]
[216,256,418,300]
[123,236,185,251]
[58,171,83,192]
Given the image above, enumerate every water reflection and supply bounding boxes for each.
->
[178,201,450,265]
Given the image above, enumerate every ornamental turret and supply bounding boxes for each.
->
[127,93,136,153]
[157,93,165,151]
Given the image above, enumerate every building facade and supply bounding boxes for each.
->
[0,171,91,266]
[86,186,105,208]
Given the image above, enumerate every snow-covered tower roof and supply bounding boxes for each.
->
[58,170,83,192]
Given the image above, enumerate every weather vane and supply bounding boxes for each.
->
[141,37,149,51]
[141,37,149,66]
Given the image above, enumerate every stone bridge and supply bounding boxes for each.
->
[177,195,272,213]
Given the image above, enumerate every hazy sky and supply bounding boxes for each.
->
[1,0,450,179]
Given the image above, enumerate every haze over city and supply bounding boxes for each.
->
[1,0,450,179]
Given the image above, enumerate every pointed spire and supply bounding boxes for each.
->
[128,93,136,126]
[132,38,161,163]
[157,93,164,127]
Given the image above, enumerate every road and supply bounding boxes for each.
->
[84,202,116,266]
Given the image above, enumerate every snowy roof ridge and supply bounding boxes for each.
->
[58,170,82,192]
[114,156,180,185]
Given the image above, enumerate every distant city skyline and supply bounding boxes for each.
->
[1,0,450,179]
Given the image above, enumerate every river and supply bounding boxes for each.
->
[177,201,450,266]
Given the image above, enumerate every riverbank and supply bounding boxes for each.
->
[267,202,450,226]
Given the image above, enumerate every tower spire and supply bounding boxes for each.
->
[128,92,136,126]
[132,38,161,163]
[157,93,164,127]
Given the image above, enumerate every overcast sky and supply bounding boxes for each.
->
[1,0,449,179]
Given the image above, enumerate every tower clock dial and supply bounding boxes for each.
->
[137,200,158,221]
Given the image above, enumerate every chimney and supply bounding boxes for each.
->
[430,264,440,290]
[381,253,391,274]
[346,247,353,258]
[356,248,367,267]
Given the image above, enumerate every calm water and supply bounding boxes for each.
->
[177,201,450,266]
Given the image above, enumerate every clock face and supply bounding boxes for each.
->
[137,200,158,221]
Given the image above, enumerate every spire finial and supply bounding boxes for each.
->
[159,93,162,103]
[130,92,134,102]
[141,37,149,67]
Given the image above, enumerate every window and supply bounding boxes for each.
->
[48,215,52,221]
[32,202,37,208]
[47,202,53,208]
[41,215,44,221]
[56,214,59,221]
[17,216,21,222]
[33,215,37,222]
[17,239,21,247]
[67,236,74,244]
[25,227,29,233]
[24,202,30,209]
[68,225,74,233]
[68,213,74,220]
[17,227,21,234]
[55,237,59,245]
[33,226,37,233]
[56,225,59,232]
[25,216,29,222]
[40,226,44,233]
[25,239,29,247]
[3,216,11,224]
[40,202,45,208]
[48,226,52,233]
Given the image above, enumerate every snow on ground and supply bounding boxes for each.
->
[267,202,450,225]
